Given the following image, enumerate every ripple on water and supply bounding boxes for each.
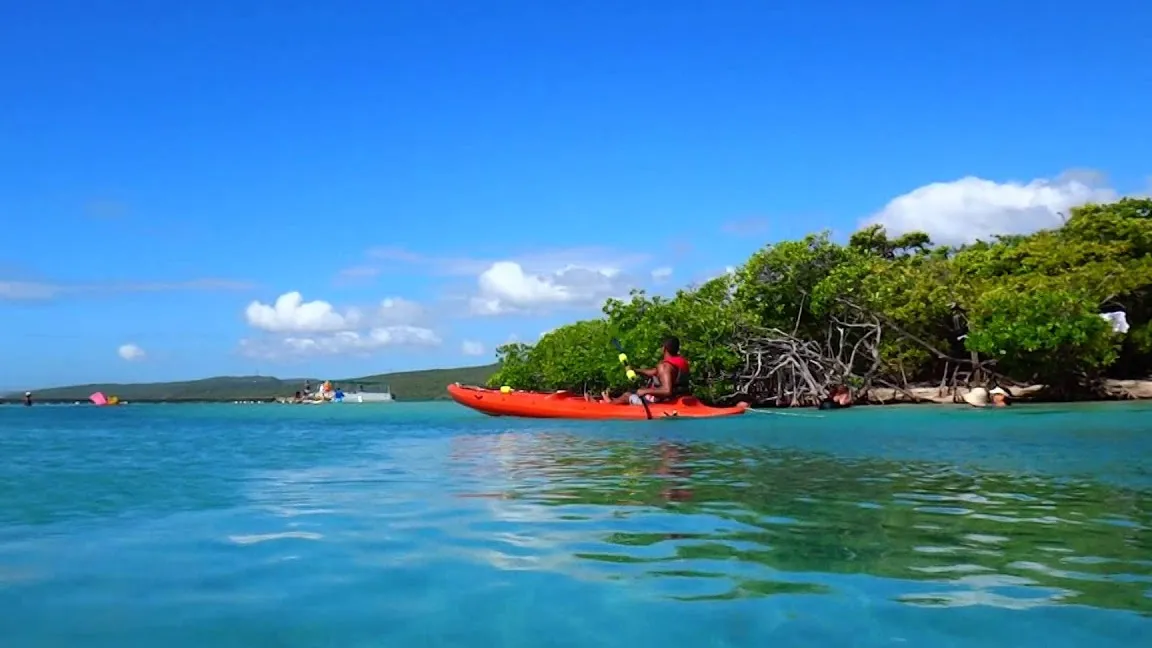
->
[432,432,1152,617]
[227,531,325,545]
[1,405,1151,646]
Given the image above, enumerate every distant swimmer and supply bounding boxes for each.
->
[963,386,1012,408]
[818,385,853,410]
[23,391,32,406]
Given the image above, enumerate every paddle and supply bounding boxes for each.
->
[610,337,652,420]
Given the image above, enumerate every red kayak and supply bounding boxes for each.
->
[446,383,749,420]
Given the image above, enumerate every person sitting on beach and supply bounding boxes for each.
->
[600,336,691,406]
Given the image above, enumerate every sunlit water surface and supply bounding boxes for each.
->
[1,401,1150,646]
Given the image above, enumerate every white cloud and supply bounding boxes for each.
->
[343,245,661,317]
[0,278,254,301]
[0,281,60,300]
[118,343,146,361]
[241,291,438,358]
[651,266,673,283]
[245,291,361,333]
[469,261,633,316]
[461,340,485,356]
[377,297,425,325]
[240,326,441,359]
[864,170,1121,246]
[362,245,651,279]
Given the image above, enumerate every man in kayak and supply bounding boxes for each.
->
[602,336,691,405]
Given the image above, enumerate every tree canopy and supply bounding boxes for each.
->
[488,198,1152,404]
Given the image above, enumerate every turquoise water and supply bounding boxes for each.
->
[1,402,1150,646]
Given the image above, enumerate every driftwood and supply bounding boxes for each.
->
[723,297,1011,407]
[728,315,881,406]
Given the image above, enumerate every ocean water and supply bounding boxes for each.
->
[0,401,1150,647]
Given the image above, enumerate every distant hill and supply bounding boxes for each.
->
[4,364,498,403]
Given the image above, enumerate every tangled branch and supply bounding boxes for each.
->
[723,297,1009,406]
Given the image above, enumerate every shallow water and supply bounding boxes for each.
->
[1,401,1149,646]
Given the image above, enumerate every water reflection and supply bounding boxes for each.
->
[448,431,1152,613]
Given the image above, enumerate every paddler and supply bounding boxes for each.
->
[602,336,691,405]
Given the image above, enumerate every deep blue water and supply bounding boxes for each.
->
[1,401,1150,647]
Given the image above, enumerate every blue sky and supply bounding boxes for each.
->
[2,0,1149,389]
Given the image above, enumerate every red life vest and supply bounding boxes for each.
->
[665,355,689,374]
[663,355,691,393]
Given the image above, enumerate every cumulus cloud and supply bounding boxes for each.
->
[341,245,665,317]
[240,326,441,359]
[651,266,673,283]
[461,340,485,356]
[245,291,359,333]
[118,343,146,361]
[469,261,633,316]
[241,291,439,358]
[864,170,1121,246]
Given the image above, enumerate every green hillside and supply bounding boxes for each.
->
[342,364,498,400]
[5,364,498,403]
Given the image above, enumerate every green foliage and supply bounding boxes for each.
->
[848,224,932,259]
[733,232,852,335]
[965,288,1120,384]
[606,279,752,401]
[450,198,1152,400]
[489,320,620,392]
[488,343,541,390]
[489,277,752,401]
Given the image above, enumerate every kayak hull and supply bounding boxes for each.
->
[446,384,748,420]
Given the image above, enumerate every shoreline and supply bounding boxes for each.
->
[5,379,1152,408]
[854,379,1152,407]
[0,397,419,405]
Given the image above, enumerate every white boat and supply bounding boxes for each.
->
[340,385,395,403]
[276,382,395,405]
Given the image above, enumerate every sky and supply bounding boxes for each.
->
[2,0,1150,389]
